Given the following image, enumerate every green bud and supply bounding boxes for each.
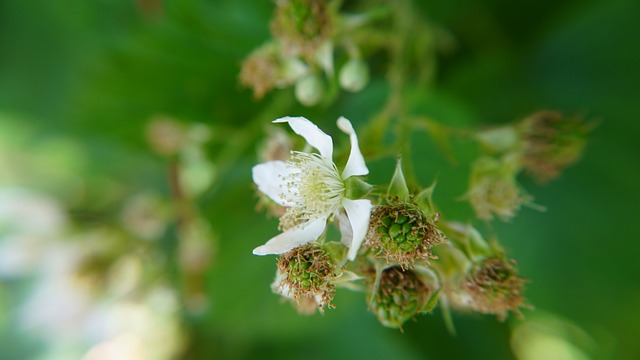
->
[465,155,529,221]
[339,58,369,92]
[294,73,324,106]
[179,146,216,199]
[280,56,308,84]
[476,126,519,153]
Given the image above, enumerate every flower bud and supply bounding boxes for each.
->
[275,243,338,312]
[519,111,589,183]
[366,266,432,329]
[466,155,529,221]
[475,126,519,153]
[365,198,445,269]
[339,58,369,92]
[457,257,527,320]
[294,73,324,106]
[279,56,308,85]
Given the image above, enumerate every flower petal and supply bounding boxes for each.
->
[252,161,297,207]
[342,198,372,261]
[334,210,353,248]
[274,116,333,160]
[252,216,328,255]
[337,117,368,178]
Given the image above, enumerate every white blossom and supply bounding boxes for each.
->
[252,116,372,260]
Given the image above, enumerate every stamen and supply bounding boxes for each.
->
[278,152,345,230]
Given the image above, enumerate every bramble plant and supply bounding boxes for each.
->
[247,0,590,330]
[0,0,604,358]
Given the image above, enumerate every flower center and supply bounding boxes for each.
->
[279,151,345,230]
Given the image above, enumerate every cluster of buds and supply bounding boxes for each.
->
[250,109,588,329]
[240,0,380,106]
[470,110,590,220]
[249,117,444,328]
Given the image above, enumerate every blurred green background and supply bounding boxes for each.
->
[1,0,639,359]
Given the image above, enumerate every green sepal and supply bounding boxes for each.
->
[413,265,441,314]
[323,241,348,265]
[420,288,441,314]
[367,259,395,306]
[387,157,409,201]
[332,270,363,291]
[465,226,493,260]
[345,177,373,200]
[440,296,457,336]
[416,177,438,214]
[431,243,471,281]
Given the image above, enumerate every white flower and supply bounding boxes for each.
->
[252,116,372,260]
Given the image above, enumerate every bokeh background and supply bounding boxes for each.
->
[1,0,639,359]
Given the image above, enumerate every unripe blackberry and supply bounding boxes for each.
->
[367,266,432,329]
[462,257,527,320]
[365,198,445,269]
[276,243,338,311]
[519,111,589,183]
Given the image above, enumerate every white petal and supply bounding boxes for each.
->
[274,116,333,160]
[342,198,372,261]
[252,216,328,255]
[252,161,297,207]
[334,210,353,248]
[337,117,368,178]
